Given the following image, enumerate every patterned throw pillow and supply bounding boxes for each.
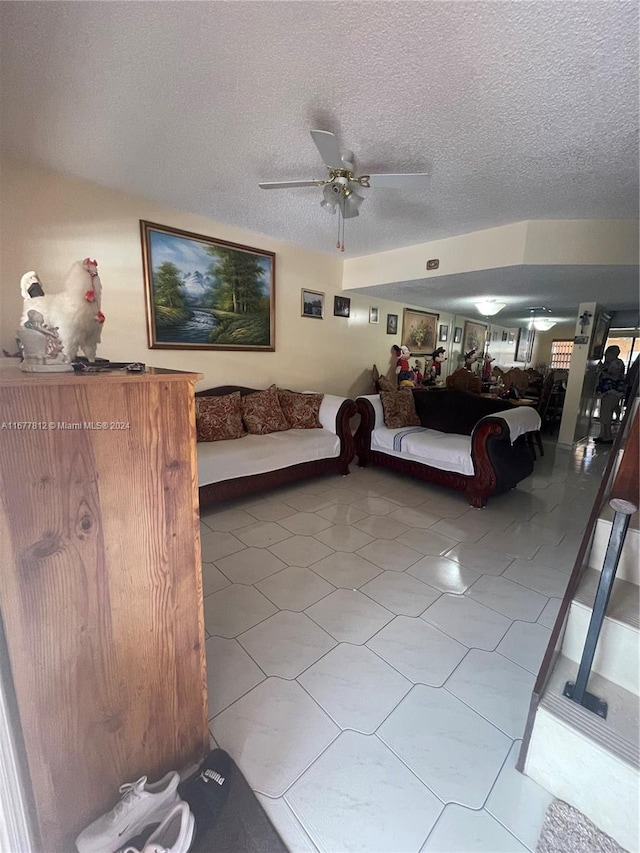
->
[196,392,246,442]
[379,388,421,429]
[377,375,396,392]
[241,387,289,435]
[277,390,324,429]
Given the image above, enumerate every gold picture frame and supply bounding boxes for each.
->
[401,309,439,354]
[462,320,487,355]
[140,220,275,351]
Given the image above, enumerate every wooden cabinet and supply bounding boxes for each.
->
[0,367,209,852]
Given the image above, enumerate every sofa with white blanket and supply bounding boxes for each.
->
[197,385,356,507]
[355,389,541,507]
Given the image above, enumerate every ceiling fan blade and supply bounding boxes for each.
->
[366,173,430,188]
[258,180,326,189]
[310,130,344,169]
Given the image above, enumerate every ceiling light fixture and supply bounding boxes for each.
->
[475,299,506,317]
[533,318,556,331]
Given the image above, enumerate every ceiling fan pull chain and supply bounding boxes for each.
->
[340,208,345,252]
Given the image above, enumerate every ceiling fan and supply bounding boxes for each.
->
[259,129,430,250]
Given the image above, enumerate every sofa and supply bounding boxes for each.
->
[196,385,356,507]
[355,388,541,507]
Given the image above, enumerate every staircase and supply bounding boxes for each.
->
[519,405,640,852]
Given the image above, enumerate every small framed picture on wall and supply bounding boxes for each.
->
[453,327,462,344]
[439,324,448,342]
[301,289,324,319]
[369,307,379,324]
[386,314,398,335]
[333,295,351,318]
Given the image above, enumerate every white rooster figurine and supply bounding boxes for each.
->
[20,258,105,362]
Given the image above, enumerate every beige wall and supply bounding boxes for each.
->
[1,160,445,398]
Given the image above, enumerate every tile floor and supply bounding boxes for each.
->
[200,439,609,852]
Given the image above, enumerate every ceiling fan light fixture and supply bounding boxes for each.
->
[342,189,364,219]
[475,300,506,317]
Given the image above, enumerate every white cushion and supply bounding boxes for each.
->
[198,428,340,487]
[477,406,541,443]
[371,426,474,476]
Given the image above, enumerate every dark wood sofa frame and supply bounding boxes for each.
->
[197,385,357,508]
[355,396,535,508]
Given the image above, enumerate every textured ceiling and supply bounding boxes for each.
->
[1,1,638,317]
[350,265,640,325]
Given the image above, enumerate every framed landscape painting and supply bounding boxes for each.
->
[140,221,275,350]
[401,309,438,354]
[462,321,487,355]
[301,289,324,318]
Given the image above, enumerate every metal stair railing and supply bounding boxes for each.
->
[563,405,639,718]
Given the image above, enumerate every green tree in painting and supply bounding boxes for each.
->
[206,248,267,315]
[154,261,186,309]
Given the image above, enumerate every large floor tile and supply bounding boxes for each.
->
[445,649,535,739]
[282,493,334,513]
[466,575,547,621]
[269,535,335,567]
[315,485,367,505]
[444,542,513,576]
[200,506,257,532]
[356,538,423,571]
[285,731,443,853]
[530,533,584,573]
[389,506,441,528]
[400,528,459,557]
[418,491,469,518]
[316,503,369,525]
[430,516,501,544]
[407,556,482,594]
[367,616,467,685]
[422,594,512,650]
[215,547,287,585]
[298,643,411,733]
[354,514,411,539]
[246,500,297,522]
[360,571,441,616]
[255,795,319,853]
[496,621,551,675]
[502,559,570,599]
[278,511,333,535]
[256,565,335,611]
[238,611,336,679]
[234,520,292,548]
[306,589,394,644]
[378,685,511,808]
[537,596,562,629]
[422,804,528,852]
[201,561,231,596]
[485,740,553,851]
[479,521,562,560]
[211,677,339,797]
[200,530,246,562]
[204,584,277,638]
[205,636,265,717]
[350,496,398,516]
[313,524,374,552]
[310,551,382,588]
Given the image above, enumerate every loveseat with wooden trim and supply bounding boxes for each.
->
[196,385,356,507]
[355,389,540,507]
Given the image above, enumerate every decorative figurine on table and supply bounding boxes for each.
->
[394,344,414,385]
[463,348,478,370]
[18,258,106,371]
[482,353,494,382]
[430,347,447,379]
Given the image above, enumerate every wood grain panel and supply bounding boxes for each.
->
[0,371,207,851]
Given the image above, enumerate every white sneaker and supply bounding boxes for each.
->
[141,803,195,853]
[76,772,181,853]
